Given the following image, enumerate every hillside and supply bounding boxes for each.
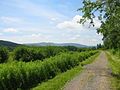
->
[0,40,20,49]
[26,42,87,47]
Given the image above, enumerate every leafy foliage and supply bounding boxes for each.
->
[13,46,67,62]
[97,43,103,49]
[0,47,9,63]
[13,47,44,62]
[13,46,94,62]
[79,0,120,49]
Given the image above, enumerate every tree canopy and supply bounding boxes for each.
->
[79,0,120,49]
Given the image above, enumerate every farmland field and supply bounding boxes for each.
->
[0,46,98,90]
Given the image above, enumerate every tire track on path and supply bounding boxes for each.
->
[64,51,111,90]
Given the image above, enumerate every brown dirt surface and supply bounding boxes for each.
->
[64,51,112,90]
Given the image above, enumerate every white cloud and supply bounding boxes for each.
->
[69,36,102,46]
[0,31,103,46]
[30,33,52,40]
[57,15,82,29]
[0,33,52,44]
[0,1,103,46]
[57,15,101,30]
[7,0,67,20]
[3,28,18,33]
[57,21,79,29]
[31,33,42,37]
[51,18,58,21]
[0,16,23,24]
[93,18,102,28]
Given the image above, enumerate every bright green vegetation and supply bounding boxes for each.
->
[32,64,83,90]
[81,52,100,66]
[0,48,98,90]
[106,50,120,90]
[32,52,99,90]
[0,46,96,63]
[13,46,66,62]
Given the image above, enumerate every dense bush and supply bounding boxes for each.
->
[0,50,97,89]
[13,46,67,62]
[63,46,96,52]
[0,47,9,63]
[110,49,120,58]
[13,46,95,62]
[40,46,67,58]
[63,46,78,51]
[13,47,44,62]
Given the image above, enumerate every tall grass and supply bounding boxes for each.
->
[106,51,120,90]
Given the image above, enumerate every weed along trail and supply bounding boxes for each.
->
[64,51,111,90]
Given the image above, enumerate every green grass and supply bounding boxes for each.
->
[32,52,100,90]
[106,51,120,90]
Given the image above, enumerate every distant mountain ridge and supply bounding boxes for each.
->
[26,42,87,47]
[0,40,87,48]
[0,40,20,49]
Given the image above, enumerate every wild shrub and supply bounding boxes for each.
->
[13,46,67,62]
[13,47,44,62]
[0,47,9,63]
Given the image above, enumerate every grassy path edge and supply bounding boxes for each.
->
[106,51,120,90]
[32,52,100,90]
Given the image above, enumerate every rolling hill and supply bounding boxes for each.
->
[0,40,87,48]
[0,40,20,49]
[26,42,87,47]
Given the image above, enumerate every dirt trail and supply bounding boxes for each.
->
[64,51,111,90]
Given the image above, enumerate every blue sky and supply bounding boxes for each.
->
[0,0,102,46]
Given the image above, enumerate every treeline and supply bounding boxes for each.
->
[0,46,95,63]
[13,46,66,62]
[0,50,98,90]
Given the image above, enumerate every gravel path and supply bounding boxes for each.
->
[64,51,111,90]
